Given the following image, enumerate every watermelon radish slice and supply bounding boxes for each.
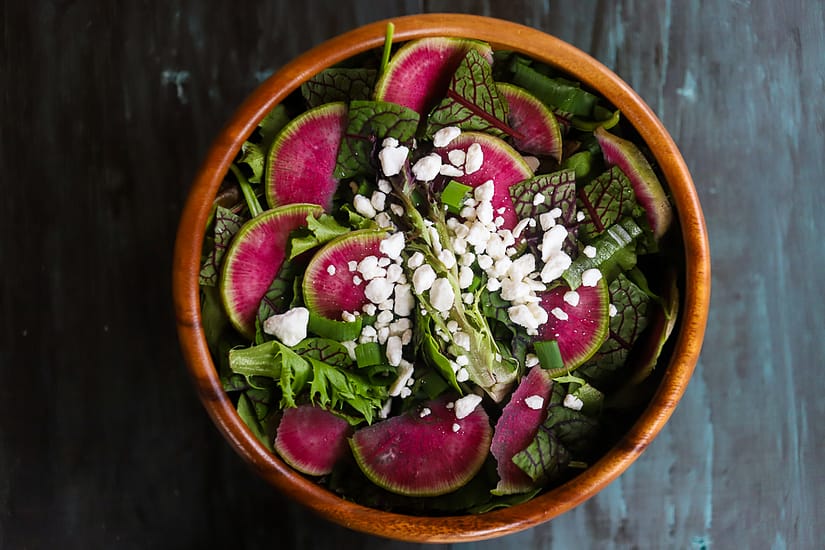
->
[497,82,563,161]
[535,276,610,372]
[490,366,554,495]
[274,403,354,476]
[302,229,386,319]
[374,37,493,116]
[350,395,492,497]
[434,131,533,230]
[594,126,673,240]
[265,102,348,211]
[220,204,323,339]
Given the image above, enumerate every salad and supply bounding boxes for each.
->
[198,26,680,514]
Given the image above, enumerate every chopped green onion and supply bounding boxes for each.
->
[563,217,642,289]
[355,342,384,368]
[534,340,564,371]
[307,311,362,341]
[441,180,473,215]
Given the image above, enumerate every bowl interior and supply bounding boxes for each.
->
[172,13,710,543]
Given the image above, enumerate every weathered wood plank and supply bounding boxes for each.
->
[1,0,824,548]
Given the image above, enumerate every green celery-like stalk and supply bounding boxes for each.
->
[389,177,517,402]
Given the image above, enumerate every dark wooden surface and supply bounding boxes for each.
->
[2,1,823,548]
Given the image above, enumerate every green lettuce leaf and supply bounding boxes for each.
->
[509,59,597,117]
[287,213,352,260]
[335,100,419,179]
[301,68,377,108]
[427,48,512,138]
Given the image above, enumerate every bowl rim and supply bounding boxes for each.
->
[172,13,711,543]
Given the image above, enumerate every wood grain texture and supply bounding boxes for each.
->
[1,0,823,548]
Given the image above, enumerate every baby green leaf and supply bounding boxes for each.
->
[199,206,243,286]
[301,68,377,108]
[335,100,419,179]
[427,49,513,138]
[577,166,639,241]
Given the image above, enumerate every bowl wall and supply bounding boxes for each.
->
[172,13,710,543]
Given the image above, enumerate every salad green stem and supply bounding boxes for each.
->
[379,22,395,78]
[229,163,264,218]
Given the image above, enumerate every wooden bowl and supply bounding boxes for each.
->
[173,13,710,543]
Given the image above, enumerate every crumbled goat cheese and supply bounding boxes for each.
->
[357,256,385,280]
[551,307,569,321]
[263,307,309,347]
[389,359,414,396]
[365,278,394,304]
[476,201,494,225]
[452,423,461,432]
[486,278,502,292]
[390,203,405,217]
[583,245,597,258]
[326,264,336,276]
[448,149,466,167]
[541,224,568,262]
[370,190,386,212]
[439,164,464,177]
[378,398,393,419]
[609,303,618,317]
[378,144,409,176]
[376,309,394,325]
[563,393,584,411]
[341,340,358,360]
[533,193,545,206]
[412,264,437,294]
[512,218,531,239]
[524,395,545,410]
[352,275,362,285]
[540,251,572,283]
[429,277,455,312]
[508,254,536,281]
[563,290,580,307]
[393,284,414,317]
[581,268,603,287]
[453,331,471,350]
[433,126,461,147]
[539,212,556,231]
[453,394,483,419]
[412,153,442,182]
[456,368,470,382]
[385,263,404,283]
[525,353,540,368]
[419,407,432,418]
[348,260,358,272]
[382,137,399,148]
[464,143,484,174]
[407,251,425,269]
[378,179,392,193]
[458,265,474,289]
[353,194,376,218]
[508,304,541,331]
[438,248,456,269]
[473,180,495,203]
[362,303,377,316]
[576,210,586,222]
[380,232,405,260]
[341,311,357,322]
[385,335,404,367]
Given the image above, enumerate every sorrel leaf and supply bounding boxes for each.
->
[427,48,512,138]
[256,259,303,326]
[509,169,578,251]
[578,274,652,385]
[577,166,640,241]
[301,68,377,108]
[199,206,244,286]
[335,100,419,179]
[292,337,354,369]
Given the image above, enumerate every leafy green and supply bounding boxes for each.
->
[236,104,290,183]
[512,383,600,483]
[509,169,577,241]
[335,100,419,179]
[236,393,273,450]
[257,259,303,327]
[415,311,461,393]
[228,339,385,422]
[427,48,512,138]
[577,166,641,242]
[578,274,652,385]
[199,206,244,286]
[287,213,352,260]
[509,59,598,117]
[301,68,377,108]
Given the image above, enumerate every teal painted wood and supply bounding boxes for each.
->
[1,0,823,548]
